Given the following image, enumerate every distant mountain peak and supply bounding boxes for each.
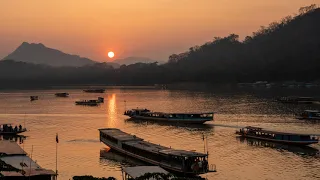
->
[2,42,97,67]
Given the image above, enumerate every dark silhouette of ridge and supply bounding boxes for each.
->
[165,4,320,83]
[113,56,159,65]
[2,42,97,67]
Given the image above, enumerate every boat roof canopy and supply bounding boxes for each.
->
[243,126,314,136]
[0,156,55,177]
[123,141,169,153]
[0,141,27,156]
[99,128,143,142]
[257,130,314,136]
[159,149,207,157]
[122,166,169,178]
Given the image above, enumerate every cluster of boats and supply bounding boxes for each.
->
[29,89,107,106]
[98,104,319,177]
[22,92,320,177]
[122,108,318,146]
[30,92,70,101]
[0,123,27,135]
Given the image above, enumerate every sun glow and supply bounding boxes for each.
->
[108,51,115,58]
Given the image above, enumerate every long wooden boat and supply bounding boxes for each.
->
[124,109,214,124]
[0,124,27,135]
[99,128,215,176]
[75,100,100,106]
[236,126,318,146]
[83,89,105,93]
[296,110,320,120]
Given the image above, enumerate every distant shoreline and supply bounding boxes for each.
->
[0,85,157,91]
[1,81,320,91]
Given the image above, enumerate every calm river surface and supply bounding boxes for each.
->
[0,87,319,180]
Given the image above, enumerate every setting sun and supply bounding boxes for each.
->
[108,51,115,58]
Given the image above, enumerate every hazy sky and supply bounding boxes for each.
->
[0,0,319,62]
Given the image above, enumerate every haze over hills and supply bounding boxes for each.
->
[113,56,160,65]
[2,42,157,68]
[2,42,98,67]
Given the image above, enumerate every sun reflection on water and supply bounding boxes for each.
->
[106,94,117,128]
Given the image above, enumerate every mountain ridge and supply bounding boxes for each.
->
[113,56,159,65]
[3,42,97,67]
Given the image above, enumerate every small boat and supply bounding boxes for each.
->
[296,110,320,120]
[236,126,319,146]
[98,97,104,103]
[0,124,27,135]
[75,100,100,106]
[99,128,216,176]
[30,96,38,101]
[124,108,214,124]
[55,92,69,97]
[83,89,105,93]
[276,96,318,104]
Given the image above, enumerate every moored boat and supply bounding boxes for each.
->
[75,99,100,106]
[296,110,320,120]
[55,92,69,97]
[0,124,27,135]
[98,97,104,103]
[236,126,318,146]
[99,128,216,176]
[124,108,214,124]
[30,96,38,101]
[83,89,105,93]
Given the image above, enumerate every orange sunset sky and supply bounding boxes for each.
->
[0,0,319,62]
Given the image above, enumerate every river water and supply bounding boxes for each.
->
[0,88,319,180]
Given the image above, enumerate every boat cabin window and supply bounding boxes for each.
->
[200,113,213,118]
